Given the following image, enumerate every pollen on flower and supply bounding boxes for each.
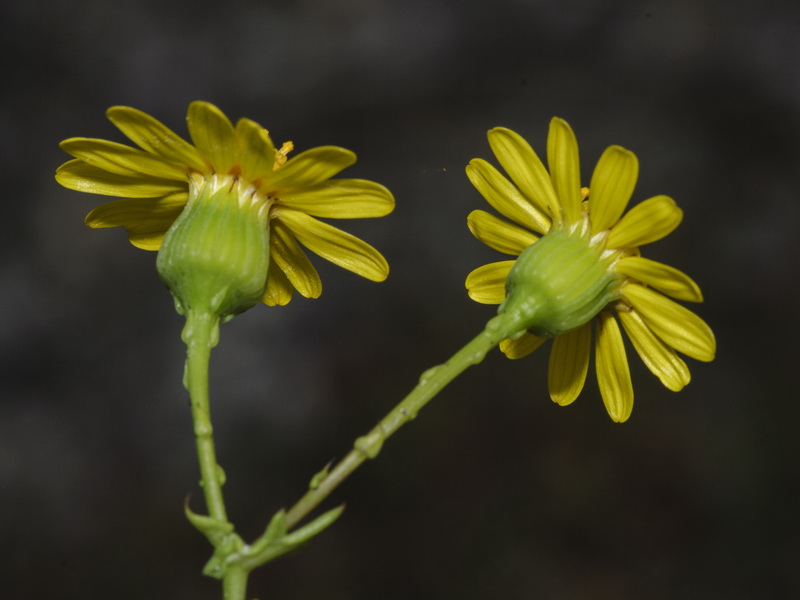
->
[274,141,294,169]
[611,299,632,313]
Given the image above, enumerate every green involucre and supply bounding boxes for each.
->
[498,227,619,339]
[156,182,270,320]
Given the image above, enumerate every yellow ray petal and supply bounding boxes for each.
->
[547,118,582,223]
[84,193,187,228]
[124,217,175,250]
[589,145,639,233]
[618,309,690,391]
[106,106,207,172]
[275,209,388,282]
[467,210,538,256]
[235,118,275,182]
[187,101,238,174]
[279,179,395,218]
[622,283,715,362]
[124,216,179,235]
[548,323,591,406]
[59,138,188,181]
[487,127,560,221]
[265,146,357,192]
[595,311,633,423]
[128,230,168,251]
[56,160,186,198]
[499,332,547,359]
[614,256,703,302]
[607,195,682,249]
[262,260,295,306]
[466,159,551,234]
[465,260,514,305]
[115,198,186,250]
[269,219,323,299]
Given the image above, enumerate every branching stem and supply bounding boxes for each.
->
[285,316,508,530]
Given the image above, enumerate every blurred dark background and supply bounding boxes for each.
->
[2,0,799,598]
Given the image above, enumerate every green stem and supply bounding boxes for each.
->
[185,310,254,599]
[222,564,248,600]
[284,315,509,530]
[184,310,228,523]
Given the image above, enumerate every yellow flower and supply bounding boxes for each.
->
[465,118,715,422]
[56,101,394,307]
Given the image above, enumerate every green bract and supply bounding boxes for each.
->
[157,181,270,320]
[497,226,619,339]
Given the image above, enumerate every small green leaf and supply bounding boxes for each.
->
[283,505,345,546]
[184,498,233,546]
[249,510,289,555]
[216,464,227,486]
[201,532,244,580]
[309,461,333,490]
[202,546,228,579]
[242,505,346,570]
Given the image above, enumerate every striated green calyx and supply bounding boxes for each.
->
[156,179,270,320]
[497,226,619,340]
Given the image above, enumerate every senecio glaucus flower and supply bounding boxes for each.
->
[466,118,715,422]
[56,101,394,317]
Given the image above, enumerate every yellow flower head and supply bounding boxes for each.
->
[466,118,715,422]
[56,101,394,309]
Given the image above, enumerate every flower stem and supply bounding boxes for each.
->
[184,310,259,600]
[284,315,509,530]
[222,564,248,600]
[183,310,228,523]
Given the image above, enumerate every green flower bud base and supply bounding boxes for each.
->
[157,179,271,321]
[498,226,620,339]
